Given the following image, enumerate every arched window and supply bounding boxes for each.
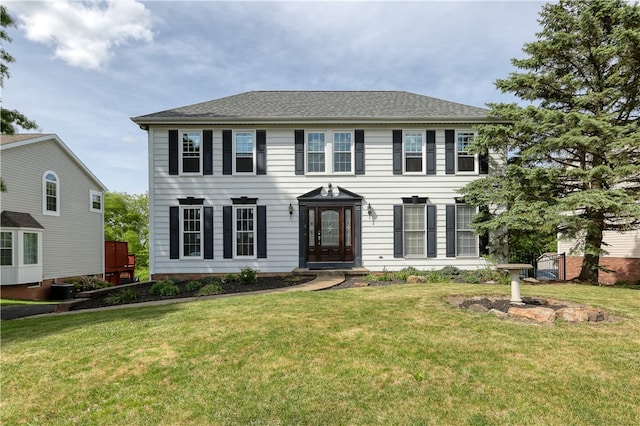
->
[43,171,60,216]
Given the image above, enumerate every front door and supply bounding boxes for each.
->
[306,206,354,263]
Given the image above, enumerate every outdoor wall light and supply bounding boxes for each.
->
[289,203,294,215]
[367,203,373,217]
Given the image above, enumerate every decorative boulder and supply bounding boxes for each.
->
[507,306,556,323]
[407,275,426,283]
[556,307,589,322]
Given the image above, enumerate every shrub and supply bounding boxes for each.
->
[68,276,113,292]
[394,267,421,281]
[186,280,204,292]
[222,273,237,284]
[238,267,258,285]
[202,276,221,285]
[198,283,223,296]
[439,266,462,278]
[105,288,139,305]
[424,271,447,283]
[149,280,179,297]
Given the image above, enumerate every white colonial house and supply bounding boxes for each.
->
[0,134,107,299]
[132,91,503,279]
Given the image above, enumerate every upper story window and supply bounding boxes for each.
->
[306,131,354,174]
[1,231,13,266]
[404,131,424,173]
[181,131,201,174]
[182,206,202,258]
[43,171,60,216]
[234,131,255,174]
[90,190,103,213]
[456,204,477,256]
[457,132,476,172]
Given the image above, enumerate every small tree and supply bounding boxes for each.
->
[461,0,640,282]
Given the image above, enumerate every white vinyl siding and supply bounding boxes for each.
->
[148,127,501,274]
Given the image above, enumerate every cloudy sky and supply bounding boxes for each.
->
[4,0,544,194]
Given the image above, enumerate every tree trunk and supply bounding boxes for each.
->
[578,223,603,283]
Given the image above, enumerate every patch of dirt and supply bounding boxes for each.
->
[457,296,568,313]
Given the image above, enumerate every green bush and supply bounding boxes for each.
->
[202,276,221,285]
[68,276,113,292]
[198,283,223,296]
[149,280,179,297]
[423,271,447,283]
[438,266,462,278]
[238,267,257,285]
[186,280,204,292]
[105,288,139,305]
[393,267,421,281]
[222,273,237,284]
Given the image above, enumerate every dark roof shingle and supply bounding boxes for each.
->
[1,211,45,229]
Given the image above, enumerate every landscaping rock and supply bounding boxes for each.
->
[352,281,369,287]
[407,275,426,283]
[489,308,508,318]
[587,309,605,322]
[556,307,589,322]
[507,306,557,323]
[467,303,489,313]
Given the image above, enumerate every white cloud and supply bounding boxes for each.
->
[14,0,153,70]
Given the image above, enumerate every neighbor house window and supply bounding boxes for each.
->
[182,206,202,258]
[235,206,255,257]
[181,131,201,174]
[234,131,255,173]
[23,232,38,265]
[404,205,425,257]
[43,171,60,216]
[457,132,476,172]
[404,131,424,173]
[306,131,355,174]
[456,204,477,256]
[1,231,12,266]
[90,190,102,213]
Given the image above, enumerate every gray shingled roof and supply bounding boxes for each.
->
[132,91,492,125]
[1,211,45,229]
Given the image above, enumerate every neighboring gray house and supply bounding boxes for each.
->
[0,134,107,300]
[132,91,502,279]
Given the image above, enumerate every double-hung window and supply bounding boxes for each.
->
[43,171,59,216]
[404,205,425,257]
[457,132,476,172]
[182,206,202,258]
[234,131,255,174]
[235,206,255,257]
[181,131,201,174]
[90,190,102,213]
[456,205,477,256]
[306,131,354,174]
[1,231,13,266]
[404,131,424,173]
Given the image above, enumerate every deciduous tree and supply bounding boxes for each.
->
[461,0,640,282]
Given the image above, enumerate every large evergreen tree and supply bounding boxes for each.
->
[461,0,640,282]
[1,5,38,135]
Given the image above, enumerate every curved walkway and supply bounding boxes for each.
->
[2,272,346,320]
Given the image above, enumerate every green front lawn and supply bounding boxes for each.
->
[2,283,639,425]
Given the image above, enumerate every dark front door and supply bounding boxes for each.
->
[306,206,354,263]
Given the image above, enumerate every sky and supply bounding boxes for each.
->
[3,0,545,195]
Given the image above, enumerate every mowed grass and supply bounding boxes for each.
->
[2,283,639,425]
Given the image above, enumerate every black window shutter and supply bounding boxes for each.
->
[223,206,232,258]
[204,206,214,259]
[257,205,267,258]
[355,129,365,175]
[169,206,179,259]
[445,129,455,175]
[223,130,232,175]
[479,151,489,175]
[392,130,402,175]
[445,204,456,257]
[426,130,436,175]
[393,205,403,258]
[169,130,179,175]
[257,130,267,175]
[479,205,489,255]
[203,130,213,175]
[427,204,437,258]
[295,130,304,175]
